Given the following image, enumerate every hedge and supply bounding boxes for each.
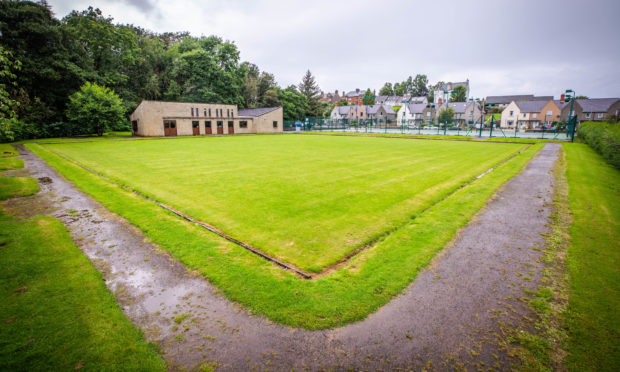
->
[578,121,620,168]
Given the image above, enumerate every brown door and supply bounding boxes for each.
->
[164,120,177,136]
[217,121,223,134]
[205,121,212,134]
[192,121,199,135]
[228,121,234,134]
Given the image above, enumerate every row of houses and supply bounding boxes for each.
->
[320,89,428,106]
[498,97,620,129]
[330,101,483,126]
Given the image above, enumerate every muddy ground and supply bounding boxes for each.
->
[4,143,559,371]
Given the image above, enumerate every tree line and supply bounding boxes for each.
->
[0,1,326,140]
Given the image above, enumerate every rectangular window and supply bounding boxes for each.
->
[204,109,207,116]
[209,108,211,116]
[273,121,278,128]
[510,111,514,116]
[217,121,223,127]
[585,113,591,118]
[239,121,248,128]
[533,113,537,118]
[597,113,603,118]
[547,110,552,116]
[192,121,199,128]
[191,108,194,116]
[205,121,211,128]
[228,121,233,127]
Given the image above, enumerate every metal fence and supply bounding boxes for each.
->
[285,117,577,140]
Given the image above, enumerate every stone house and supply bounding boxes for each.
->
[129,100,283,137]
[438,102,482,127]
[575,98,620,122]
[433,80,469,105]
[363,104,395,123]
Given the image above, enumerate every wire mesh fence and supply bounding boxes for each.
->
[285,116,576,140]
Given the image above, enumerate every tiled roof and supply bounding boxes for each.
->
[577,98,620,113]
[486,95,534,104]
[405,103,426,114]
[515,100,549,113]
[237,107,279,117]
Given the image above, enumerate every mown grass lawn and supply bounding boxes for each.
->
[28,137,541,328]
[563,143,620,371]
[0,145,165,371]
[43,135,524,273]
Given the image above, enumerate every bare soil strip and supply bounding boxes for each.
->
[45,143,529,279]
[7,143,559,371]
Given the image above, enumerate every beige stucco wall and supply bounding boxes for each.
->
[129,101,283,136]
[500,101,521,128]
[253,107,284,133]
[130,101,238,137]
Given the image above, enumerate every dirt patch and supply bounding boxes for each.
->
[13,143,560,371]
[37,176,53,184]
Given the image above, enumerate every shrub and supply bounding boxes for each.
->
[578,121,620,168]
[66,82,126,136]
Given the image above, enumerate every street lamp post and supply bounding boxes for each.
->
[565,89,577,142]
[442,90,457,135]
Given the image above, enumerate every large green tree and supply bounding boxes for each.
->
[362,89,375,105]
[298,70,321,117]
[438,106,455,125]
[66,82,126,136]
[0,1,89,123]
[278,85,307,121]
[412,74,429,97]
[379,82,394,96]
[450,85,467,102]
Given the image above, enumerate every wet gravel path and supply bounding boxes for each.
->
[6,143,559,371]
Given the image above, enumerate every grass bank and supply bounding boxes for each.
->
[27,139,543,329]
[0,145,165,371]
[563,143,620,370]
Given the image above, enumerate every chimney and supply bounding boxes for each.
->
[335,90,338,95]
[438,97,443,105]
[356,88,360,93]
[560,93,565,101]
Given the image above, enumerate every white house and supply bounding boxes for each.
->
[397,103,427,126]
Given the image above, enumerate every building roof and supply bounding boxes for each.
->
[440,102,470,114]
[515,100,549,113]
[346,90,364,98]
[576,98,620,113]
[237,107,280,117]
[383,105,395,114]
[375,95,388,103]
[365,105,381,114]
[405,103,427,114]
[554,100,569,110]
[485,95,553,105]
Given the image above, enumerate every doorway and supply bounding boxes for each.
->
[163,120,177,136]
[205,121,212,134]
[192,121,199,135]
[228,121,234,134]
[217,121,223,134]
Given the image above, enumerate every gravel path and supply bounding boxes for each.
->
[6,143,559,371]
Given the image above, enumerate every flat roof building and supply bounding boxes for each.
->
[129,100,283,137]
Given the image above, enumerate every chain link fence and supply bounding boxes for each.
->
[285,115,577,140]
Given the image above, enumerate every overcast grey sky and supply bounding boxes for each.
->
[47,0,620,98]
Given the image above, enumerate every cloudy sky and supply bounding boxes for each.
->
[47,0,620,98]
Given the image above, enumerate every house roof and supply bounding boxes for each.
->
[365,105,381,114]
[515,100,549,113]
[346,90,364,98]
[405,103,426,114]
[383,105,395,114]
[237,107,280,117]
[448,102,471,114]
[576,98,620,113]
[375,95,388,103]
[486,95,534,104]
